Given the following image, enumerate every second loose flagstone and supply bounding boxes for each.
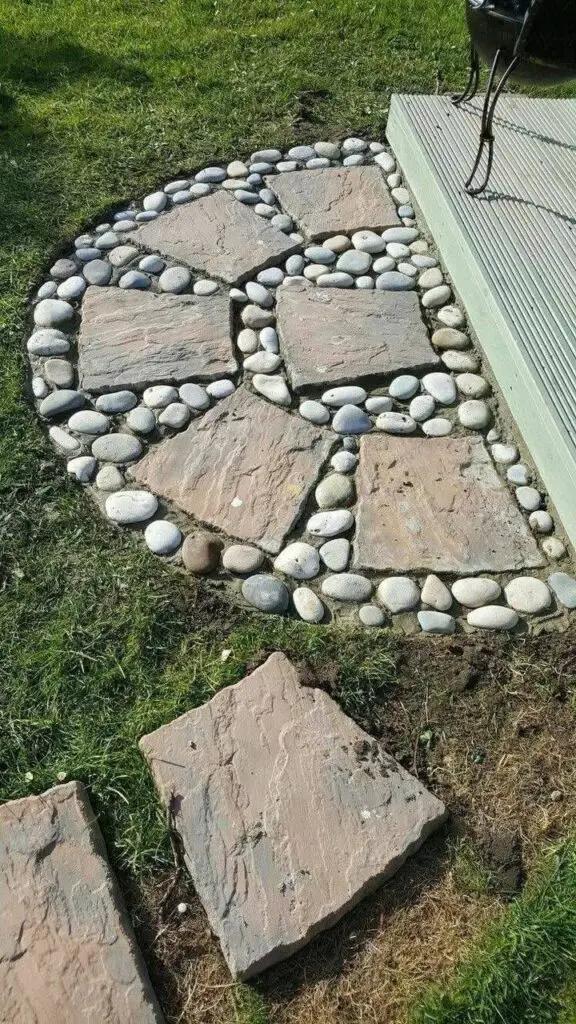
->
[139,653,446,979]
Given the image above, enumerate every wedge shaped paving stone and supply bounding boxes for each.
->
[78,287,236,392]
[353,435,544,573]
[130,387,334,553]
[139,653,446,979]
[276,285,438,390]
[268,166,400,240]
[128,189,298,284]
[0,782,164,1023]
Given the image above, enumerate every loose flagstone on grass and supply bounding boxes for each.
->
[276,285,438,390]
[78,287,236,392]
[139,652,446,979]
[130,386,334,553]
[269,166,400,240]
[128,189,298,284]
[0,782,164,1023]
[353,435,545,573]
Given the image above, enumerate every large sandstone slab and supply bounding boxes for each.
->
[0,782,164,1024]
[277,284,439,390]
[140,652,446,979]
[268,166,400,241]
[354,435,545,573]
[78,286,236,393]
[130,387,334,552]
[128,190,299,284]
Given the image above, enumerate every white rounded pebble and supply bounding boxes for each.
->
[195,166,226,183]
[342,137,367,154]
[376,411,417,434]
[372,256,395,273]
[351,230,386,253]
[299,400,330,425]
[337,250,372,275]
[105,490,158,524]
[356,276,375,290]
[126,406,156,434]
[382,227,419,244]
[68,410,109,435]
[164,179,190,194]
[251,148,282,163]
[389,375,419,400]
[331,450,357,472]
[504,577,551,614]
[452,577,501,607]
[397,262,418,278]
[516,486,541,512]
[292,587,325,623]
[244,352,282,374]
[319,538,350,571]
[158,267,191,293]
[39,389,84,418]
[314,142,341,159]
[456,373,490,398]
[257,267,284,287]
[83,260,113,286]
[375,272,415,291]
[32,376,49,398]
[37,281,58,299]
[467,606,519,630]
[322,573,372,602]
[317,272,354,288]
[422,285,452,309]
[315,473,354,508]
[365,396,393,414]
[190,183,212,198]
[227,160,248,178]
[421,574,452,611]
[306,157,330,169]
[95,391,137,413]
[422,417,452,436]
[95,231,120,250]
[507,464,531,486]
[207,380,235,398]
[377,577,420,613]
[417,268,443,290]
[359,605,385,627]
[542,537,566,560]
[136,211,158,222]
[49,426,81,454]
[437,305,465,328]
[178,383,210,411]
[237,328,259,354]
[193,279,219,296]
[260,326,279,352]
[158,402,191,429]
[322,386,367,407]
[409,394,435,422]
[441,350,480,372]
[34,299,74,328]
[119,270,150,290]
[143,385,179,408]
[109,245,139,267]
[285,254,306,275]
[92,433,143,463]
[332,405,372,434]
[386,242,410,259]
[139,254,165,274]
[27,330,70,356]
[96,465,124,491]
[143,191,167,212]
[422,372,456,405]
[241,304,275,329]
[491,443,518,465]
[458,400,491,429]
[274,542,320,580]
[304,264,330,282]
[529,510,553,533]
[255,203,276,218]
[245,281,274,307]
[432,327,469,351]
[307,509,353,538]
[304,246,336,264]
[144,520,182,555]
[418,611,456,634]
[411,255,438,269]
[57,276,86,300]
[67,456,97,482]
[252,374,291,406]
[222,545,265,573]
[374,151,396,173]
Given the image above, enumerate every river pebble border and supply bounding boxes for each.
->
[27,137,575,634]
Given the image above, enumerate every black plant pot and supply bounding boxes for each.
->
[467,0,576,85]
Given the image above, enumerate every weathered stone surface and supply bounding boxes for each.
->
[276,285,438,390]
[140,653,446,979]
[0,782,163,1023]
[131,387,334,553]
[354,435,544,573]
[78,287,236,392]
[268,167,400,241]
[128,189,298,284]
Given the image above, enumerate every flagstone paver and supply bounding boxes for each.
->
[276,284,439,390]
[269,166,400,240]
[78,286,236,392]
[353,435,545,573]
[0,781,164,1023]
[130,386,335,553]
[128,189,299,284]
[139,652,447,979]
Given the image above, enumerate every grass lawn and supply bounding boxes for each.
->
[1,2,575,1021]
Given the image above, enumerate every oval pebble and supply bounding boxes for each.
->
[548,572,576,607]
[92,433,143,463]
[422,285,451,308]
[95,391,137,413]
[260,326,279,353]
[286,254,306,275]
[158,267,191,293]
[337,250,372,275]
[376,411,417,434]
[458,400,491,429]
[274,542,320,580]
[421,574,452,611]
[237,328,258,354]
[432,327,469,351]
[504,577,551,614]
[119,270,150,290]
[126,406,156,434]
[105,490,158,524]
[359,605,385,627]
[292,587,325,623]
[95,465,124,491]
[257,268,284,287]
[437,305,465,328]
[377,577,420,613]
[143,385,179,408]
[422,417,452,436]
[418,611,456,634]
[542,537,566,560]
[207,380,235,399]
[244,352,282,374]
[507,464,531,486]
[241,304,275,329]
[139,254,165,274]
[382,227,419,244]
[319,538,350,571]
[317,272,354,288]
[516,486,541,512]
[452,577,501,607]
[67,456,97,482]
[467,606,519,630]
[441,350,480,372]
[307,509,354,538]
[332,405,372,434]
[222,545,265,574]
[143,191,167,212]
[83,260,113,286]
[245,281,274,307]
[422,372,456,405]
[409,394,435,422]
[491,443,518,465]
[57,276,86,300]
[27,330,70,356]
[456,373,490,398]
[375,272,415,291]
[39,390,84,418]
[252,374,291,406]
[331,450,357,472]
[145,520,182,555]
[322,386,367,407]
[68,410,109,434]
[34,299,74,328]
[158,402,191,429]
[49,426,80,453]
[365,396,393,414]
[529,510,553,533]
[389,375,419,400]
[241,575,289,614]
[322,574,372,602]
[299,400,330,425]
[179,383,210,410]
[315,473,354,508]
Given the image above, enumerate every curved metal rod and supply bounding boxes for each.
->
[465,51,520,196]
[452,43,481,106]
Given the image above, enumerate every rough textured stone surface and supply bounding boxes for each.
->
[277,285,438,390]
[0,782,163,1023]
[354,435,544,573]
[268,167,400,241]
[140,653,446,979]
[131,387,334,553]
[128,190,298,284]
[78,287,236,392]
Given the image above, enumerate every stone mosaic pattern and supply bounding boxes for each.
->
[140,652,446,978]
[0,781,164,1023]
[27,136,575,634]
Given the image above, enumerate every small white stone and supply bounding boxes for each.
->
[304,264,330,282]
[144,520,182,555]
[389,375,419,401]
[245,281,274,307]
[491,443,518,465]
[299,400,330,425]
[143,191,167,212]
[321,573,372,602]
[109,245,139,267]
[96,465,124,491]
[359,605,385,627]
[422,417,452,436]
[342,137,367,154]
[317,272,354,288]
[252,374,291,406]
[244,352,282,374]
[95,391,137,414]
[409,394,435,422]
[105,490,158,524]
[452,577,501,607]
[158,266,191,293]
[516,486,541,512]
[365,396,393,414]
[456,373,490,398]
[377,577,420,613]
[391,187,411,205]
[193,279,219,296]
[331,450,357,472]
[467,606,519,631]
[319,538,350,571]
[374,151,396,173]
[178,382,211,410]
[164,179,190,194]
[34,299,74,328]
[504,577,551,614]
[542,537,566,560]
[376,411,417,434]
[421,574,452,611]
[274,542,320,580]
[292,587,324,623]
[143,385,179,408]
[355,276,375,290]
[458,400,491,430]
[126,406,156,434]
[67,456,96,482]
[322,235,351,253]
[57,276,86,300]
[227,160,249,178]
[32,376,49,398]
[507,464,531,486]
[417,267,444,290]
[351,230,386,253]
[49,426,81,454]
[307,509,354,538]
[68,410,109,435]
[529,510,553,533]
[372,256,395,273]
[237,327,259,354]
[206,379,235,399]
[422,372,456,405]
[437,305,465,328]
[322,386,367,407]
[441,350,480,372]
[158,402,191,429]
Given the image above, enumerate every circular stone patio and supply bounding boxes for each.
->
[28,137,576,632]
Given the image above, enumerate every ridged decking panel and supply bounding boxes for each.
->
[387,94,576,548]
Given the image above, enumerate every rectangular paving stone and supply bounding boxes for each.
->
[128,190,299,284]
[276,284,439,390]
[0,781,164,1024]
[268,166,400,241]
[78,286,237,393]
[354,434,545,573]
[140,652,446,979]
[130,386,334,553]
